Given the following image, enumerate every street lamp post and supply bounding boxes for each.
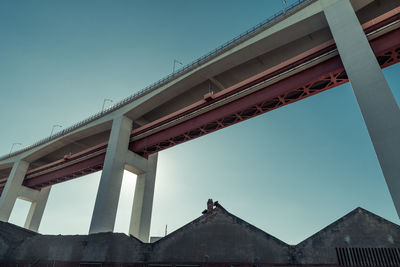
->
[173,59,183,74]
[50,125,62,136]
[101,98,113,113]
[9,142,22,156]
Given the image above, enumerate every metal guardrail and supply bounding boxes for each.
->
[0,0,312,161]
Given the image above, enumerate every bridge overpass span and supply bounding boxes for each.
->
[0,0,399,242]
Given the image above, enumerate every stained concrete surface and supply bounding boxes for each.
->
[1,204,399,264]
[149,205,290,263]
[295,207,400,264]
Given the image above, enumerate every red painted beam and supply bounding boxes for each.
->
[130,56,345,154]
[130,40,337,139]
[25,142,107,177]
[23,153,105,189]
[129,6,400,139]
[130,28,400,157]
[17,32,400,189]
[1,8,398,190]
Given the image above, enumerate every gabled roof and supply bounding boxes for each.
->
[294,207,400,265]
[149,203,291,263]
[2,204,400,265]
[298,207,400,246]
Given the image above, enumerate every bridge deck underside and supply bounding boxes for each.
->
[133,42,400,157]
[1,10,399,193]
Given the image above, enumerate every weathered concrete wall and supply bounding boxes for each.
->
[149,206,291,263]
[1,206,400,265]
[295,207,400,264]
[0,221,36,259]
[7,232,145,262]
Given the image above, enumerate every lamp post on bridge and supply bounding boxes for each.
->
[101,98,113,113]
[173,59,183,74]
[9,143,22,156]
[50,125,62,137]
[282,0,287,13]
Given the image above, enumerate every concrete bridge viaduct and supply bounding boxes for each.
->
[0,0,399,242]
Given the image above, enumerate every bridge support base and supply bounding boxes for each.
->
[89,115,159,241]
[23,186,51,232]
[129,153,158,243]
[89,116,133,234]
[0,160,29,222]
[322,0,400,217]
[0,160,50,232]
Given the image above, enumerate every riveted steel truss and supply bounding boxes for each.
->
[2,26,399,191]
[14,44,400,190]
[133,45,400,158]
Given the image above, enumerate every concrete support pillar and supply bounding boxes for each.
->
[129,153,158,242]
[23,186,51,232]
[321,0,400,216]
[0,160,29,222]
[0,159,50,232]
[89,116,133,234]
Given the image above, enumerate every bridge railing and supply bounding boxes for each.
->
[0,0,312,161]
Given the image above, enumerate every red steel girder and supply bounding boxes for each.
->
[2,8,399,190]
[16,33,400,189]
[131,29,400,157]
[25,142,107,176]
[22,153,105,189]
[131,59,348,157]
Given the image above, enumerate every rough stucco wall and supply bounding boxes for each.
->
[0,221,36,259]
[295,208,400,265]
[8,232,145,262]
[1,206,400,264]
[149,207,291,263]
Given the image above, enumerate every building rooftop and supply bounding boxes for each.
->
[1,201,400,266]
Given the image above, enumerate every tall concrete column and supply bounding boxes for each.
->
[0,160,29,222]
[24,186,51,232]
[321,0,400,216]
[129,153,158,242]
[89,116,133,234]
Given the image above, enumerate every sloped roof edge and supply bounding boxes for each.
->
[0,220,37,237]
[295,207,400,247]
[152,202,290,247]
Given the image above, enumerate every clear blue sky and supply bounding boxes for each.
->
[0,0,399,245]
